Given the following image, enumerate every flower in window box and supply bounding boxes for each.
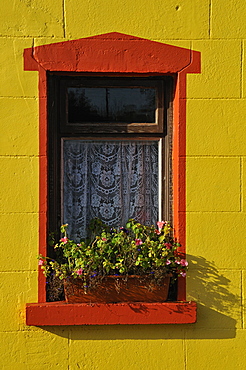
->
[39,218,188,303]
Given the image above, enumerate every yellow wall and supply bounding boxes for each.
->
[1,0,246,368]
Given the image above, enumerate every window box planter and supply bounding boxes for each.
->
[64,275,171,304]
[39,220,188,305]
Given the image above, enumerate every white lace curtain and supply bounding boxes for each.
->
[63,140,159,241]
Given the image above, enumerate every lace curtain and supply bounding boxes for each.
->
[63,140,159,241]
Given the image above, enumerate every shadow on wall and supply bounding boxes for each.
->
[184,254,239,339]
[187,254,240,314]
[43,255,238,340]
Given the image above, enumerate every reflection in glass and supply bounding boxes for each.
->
[68,87,156,123]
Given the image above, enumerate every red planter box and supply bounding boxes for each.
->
[64,275,171,304]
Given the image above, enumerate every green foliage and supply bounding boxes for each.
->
[39,219,188,291]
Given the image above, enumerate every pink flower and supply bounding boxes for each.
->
[154,229,161,235]
[135,239,143,246]
[166,259,171,265]
[101,237,107,241]
[77,243,81,247]
[175,259,181,265]
[164,243,172,249]
[180,259,188,267]
[180,271,186,277]
[38,259,44,266]
[76,268,83,275]
[60,237,68,244]
[157,221,166,231]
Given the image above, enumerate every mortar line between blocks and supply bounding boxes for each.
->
[68,327,70,369]
[186,98,245,100]
[240,157,243,212]
[184,154,244,158]
[183,337,187,370]
[240,40,243,99]
[0,35,244,41]
[242,40,245,98]
[62,0,66,39]
[241,270,244,329]
[208,0,212,38]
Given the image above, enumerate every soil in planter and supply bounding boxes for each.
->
[46,274,65,302]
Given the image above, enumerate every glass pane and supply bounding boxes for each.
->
[63,140,159,241]
[67,87,156,123]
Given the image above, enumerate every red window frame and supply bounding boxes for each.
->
[24,32,200,325]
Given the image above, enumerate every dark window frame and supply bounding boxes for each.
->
[48,73,174,240]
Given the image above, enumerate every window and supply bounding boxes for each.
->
[48,75,174,241]
[24,32,200,325]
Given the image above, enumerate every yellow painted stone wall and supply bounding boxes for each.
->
[0,0,246,368]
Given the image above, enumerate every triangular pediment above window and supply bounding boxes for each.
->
[24,32,200,74]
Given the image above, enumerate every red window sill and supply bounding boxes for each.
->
[26,301,197,326]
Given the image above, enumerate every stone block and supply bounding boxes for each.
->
[186,329,246,369]
[0,38,38,98]
[0,0,64,37]
[0,271,38,331]
[69,334,185,369]
[0,330,69,368]
[0,98,38,156]
[0,157,38,213]
[186,157,240,212]
[65,0,209,40]
[187,40,241,98]
[0,213,38,271]
[187,99,246,156]
[212,0,246,38]
[186,212,246,269]
[186,269,241,329]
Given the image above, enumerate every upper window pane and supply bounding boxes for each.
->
[67,87,156,123]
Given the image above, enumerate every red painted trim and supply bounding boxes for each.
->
[23,32,201,324]
[38,67,48,302]
[24,32,193,74]
[26,301,197,326]
[173,72,187,300]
